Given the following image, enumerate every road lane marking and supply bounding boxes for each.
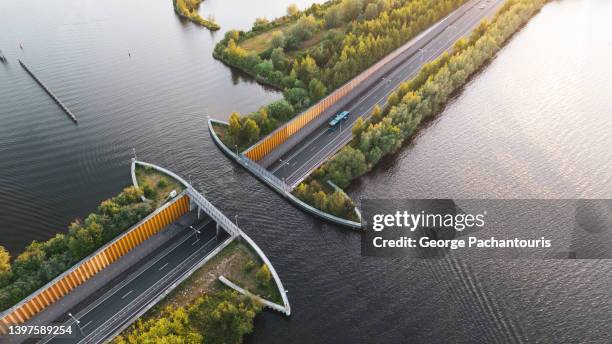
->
[41,223,216,343]
[81,321,92,330]
[121,290,134,299]
[158,262,168,271]
[191,239,200,246]
[277,0,497,176]
[77,236,220,344]
[269,0,468,172]
[67,221,215,324]
[283,0,504,186]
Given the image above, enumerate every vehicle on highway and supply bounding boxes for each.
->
[328,111,350,131]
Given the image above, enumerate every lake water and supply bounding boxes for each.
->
[1,0,611,343]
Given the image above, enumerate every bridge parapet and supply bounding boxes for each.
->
[243,0,478,165]
[133,160,242,238]
[186,188,240,237]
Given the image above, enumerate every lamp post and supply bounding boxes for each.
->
[279,158,290,173]
[68,312,82,333]
[190,225,200,241]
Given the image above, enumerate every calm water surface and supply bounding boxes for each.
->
[1,0,611,343]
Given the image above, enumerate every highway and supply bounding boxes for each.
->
[268,0,506,188]
[39,216,229,344]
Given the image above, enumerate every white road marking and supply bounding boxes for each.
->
[77,236,219,344]
[81,321,92,330]
[121,290,133,299]
[158,262,168,271]
[281,0,504,185]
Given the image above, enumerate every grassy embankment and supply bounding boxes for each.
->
[114,241,282,343]
[295,0,549,216]
[173,0,220,31]
[135,164,185,208]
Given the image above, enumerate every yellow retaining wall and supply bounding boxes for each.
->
[243,28,412,162]
[0,194,190,332]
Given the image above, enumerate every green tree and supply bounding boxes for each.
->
[254,60,274,77]
[284,87,310,108]
[370,104,383,123]
[0,246,10,273]
[352,117,365,140]
[308,78,327,100]
[228,112,242,144]
[255,264,272,287]
[324,5,342,28]
[287,3,299,16]
[241,118,260,145]
[190,291,261,344]
[267,99,294,121]
[292,55,320,83]
[114,186,143,206]
[364,3,379,20]
[288,15,319,42]
[253,17,269,31]
[270,48,288,70]
[340,0,363,22]
[271,31,285,49]
[323,146,367,187]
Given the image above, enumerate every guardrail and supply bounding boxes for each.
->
[209,118,362,230]
[219,276,288,315]
[186,189,241,238]
[133,159,291,315]
[233,230,291,315]
[242,0,479,162]
[133,160,243,238]
[0,192,190,332]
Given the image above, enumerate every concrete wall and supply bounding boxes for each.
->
[0,193,190,332]
[209,119,361,230]
[244,0,480,165]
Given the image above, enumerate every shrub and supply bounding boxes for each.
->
[255,264,272,288]
[142,184,157,199]
[0,187,152,311]
[157,178,169,188]
[244,260,256,273]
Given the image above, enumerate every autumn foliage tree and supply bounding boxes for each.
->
[295,0,547,219]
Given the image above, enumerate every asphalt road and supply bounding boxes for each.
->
[268,0,506,188]
[39,217,228,344]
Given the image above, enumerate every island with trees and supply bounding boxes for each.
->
[212,0,471,152]
[294,0,548,217]
[173,0,220,31]
[211,0,548,222]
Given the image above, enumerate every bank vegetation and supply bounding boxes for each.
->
[173,0,220,31]
[295,0,548,218]
[213,0,469,151]
[0,187,151,311]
